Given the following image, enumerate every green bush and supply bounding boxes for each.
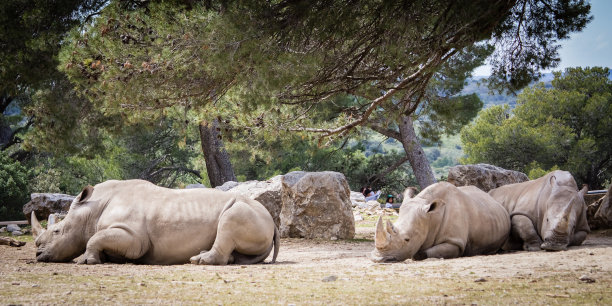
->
[0,152,30,220]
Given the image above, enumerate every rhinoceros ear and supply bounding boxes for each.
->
[549,175,558,189]
[578,184,588,198]
[76,185,94,203]
[426,200,445,213]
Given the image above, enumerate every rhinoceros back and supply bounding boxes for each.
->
[453,185,511,256]
[92,180,250,264]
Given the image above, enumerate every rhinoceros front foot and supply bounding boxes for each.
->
[190,249,229,265]
[522,242,542,251]
[413,250,428,261]
[77,252,104,265]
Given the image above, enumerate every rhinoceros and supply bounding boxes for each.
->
[370,182,510,262]
[31,179,279,265]
[488,170,589,251]
[593,184,612,227]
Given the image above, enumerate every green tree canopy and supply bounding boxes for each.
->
[461,67,612,188]
[0,151,29,220]
[53,0,591,190]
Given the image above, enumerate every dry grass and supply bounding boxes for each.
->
[2,230,611,305]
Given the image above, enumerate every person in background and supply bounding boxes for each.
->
[364,185,381,201]
[384,195,395,209]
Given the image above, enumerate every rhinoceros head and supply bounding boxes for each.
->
[540,179,588,251]
[32,186,95,262]
[370,198,444,262]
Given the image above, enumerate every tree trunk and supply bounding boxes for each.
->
[398,115,436,189]
[0,95,14,149]
[198,119,236,187]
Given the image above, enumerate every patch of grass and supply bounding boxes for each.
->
[2,264,610,305]
[0,232,33,243]
[356,213,398,228]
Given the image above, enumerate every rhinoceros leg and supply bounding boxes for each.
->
[414,243,462,260]
[77,227,149,265]
[511,215,542,251]
[569,231,587,246]
[190,200,273,265]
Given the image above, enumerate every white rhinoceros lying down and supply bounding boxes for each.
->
[489,170,589,251]
[370,182,510,262]
[31,179,279,265]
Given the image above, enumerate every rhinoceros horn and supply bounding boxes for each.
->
[31,211,46,239]
[375,216,390,249]
[555,200,574,234]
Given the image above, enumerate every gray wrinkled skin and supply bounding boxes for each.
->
[489,170,590,252]
[370,182,510,262]
[32,180,279,265]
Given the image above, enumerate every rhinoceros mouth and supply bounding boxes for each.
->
[368,250,401,263]
[540,241,568,252]
[541,230,569,252]
[36,252,50,262]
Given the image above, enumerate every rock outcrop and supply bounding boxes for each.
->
[215,176,283,228]
[22,193,75,223]
[185,183,207,189]
[280,171,355,239]
[350,191,367,208]
[587,186,611,230]
[448,164,529,192]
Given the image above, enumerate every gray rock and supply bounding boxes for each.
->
[215,176,283,228]
[350,191,366,208]
[215,181,241,191]
[579,275,596,283]
[365,200,381,210]
[22,193,75,223]
[0,227,6,233]
[280,171,355,239]
[6,224,21,232]
[11,230,23,236]
[322,275,338,282]
[447,164,529,192]
[185,183,207,189]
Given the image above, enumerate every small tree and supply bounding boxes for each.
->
[0,152,29,220]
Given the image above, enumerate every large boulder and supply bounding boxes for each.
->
[280,171,355,239]
[185,183,207,189]
[447,164,529,192]
[22,193,75,223]
[215,181,241,191]
[215,176,283,228]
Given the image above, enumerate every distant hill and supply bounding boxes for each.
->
[463,73,555,108]
[465,71,612,109]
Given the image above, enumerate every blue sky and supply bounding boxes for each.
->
[474,0,611,76]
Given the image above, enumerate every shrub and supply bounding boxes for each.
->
[0,152,30,220]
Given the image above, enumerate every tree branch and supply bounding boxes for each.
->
[369,155,410,186]
[368,124,400,140]
[148,166,202,179]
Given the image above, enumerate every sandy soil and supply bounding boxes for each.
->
[1,228,611,304]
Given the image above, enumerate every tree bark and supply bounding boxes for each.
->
[0,95,14,148]
[198,119,236,187]
[398,115,436,189]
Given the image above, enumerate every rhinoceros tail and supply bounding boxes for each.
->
[271,225,279,264]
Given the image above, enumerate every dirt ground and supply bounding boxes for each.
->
[1,226,611,305]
